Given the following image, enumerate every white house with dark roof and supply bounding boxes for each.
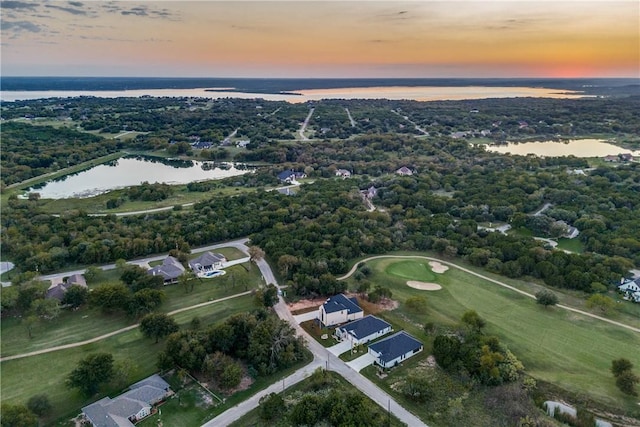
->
[367,331,423,369]
[188,251,227,274]
[335,169,352,178]
[618,278,640,303]
[82,374,172,427]
[147,255,185,285]
[335,315,392,345]
[318,294,363,327]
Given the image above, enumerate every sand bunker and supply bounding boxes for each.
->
[407,281,442,291]
[429,261,449,273]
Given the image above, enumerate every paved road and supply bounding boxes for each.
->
[31,238,250,287]
[205,251,427,427]
[298,107,314,141]
[345,107,356,127]
[337,255,640,334]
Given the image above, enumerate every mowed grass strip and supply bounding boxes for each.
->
[0,294,256,424]
[360,258,640,411]
[1,263,259,358]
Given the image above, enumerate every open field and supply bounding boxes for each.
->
[0,262,259,358]
[1,294,257,425]
[556,237,585,253]
[346,256,640,414]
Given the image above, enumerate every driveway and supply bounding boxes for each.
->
[347,353,375,372]
[293,310,318,324]
[327,340,352,356]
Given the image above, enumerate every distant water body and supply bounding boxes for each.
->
[1,86,588,103]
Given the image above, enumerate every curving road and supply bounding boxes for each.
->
[337,255,640,334]
[204,250,427,427]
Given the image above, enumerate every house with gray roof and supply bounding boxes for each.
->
[396,166,413,176]
[147,256,185,285]
[318,293,363,327]
[188,251,227,274]
[368,331,423,369]
[45,273,88,301]
[336,315,392,345]
[82,374,171,427]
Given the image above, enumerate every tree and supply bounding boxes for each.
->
[259,392,284,421]
[0,403,38,427]
[30,298,60,320]
[535,290,558,307]
[66,353,114,396]
[62,284,89,308]
[26,394,52,417]
[255,284,279,307]
[84,266,102,282]
[615,370,639,396]
[128,288,165,317]
[611,358,634,377]
[585,294,615,314]
[611,358,638,396]
[179,269,196,294]
[432,335,461,371]
[90,283,131,313]
[248,245,265,262]
[461,310,486,331]
[139,313,179,343]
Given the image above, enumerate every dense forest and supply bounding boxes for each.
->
[1,95,639,298]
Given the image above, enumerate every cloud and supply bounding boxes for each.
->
[1,1,37,10]
[121,6,147,16]
[44,4,88,16]
[1,20,41,33]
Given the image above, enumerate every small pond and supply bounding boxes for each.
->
[484,139,639,158]
[27,155,253,199]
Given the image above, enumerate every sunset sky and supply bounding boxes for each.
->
[1,1,638,78]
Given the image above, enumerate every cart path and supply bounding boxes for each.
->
[0,290,253,362]
[337,255,640,334]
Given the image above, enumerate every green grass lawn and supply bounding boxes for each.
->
[384,259,438,282]
[347,257,640,414]
[1,294,257,425]
[555,237,585,253]
[0,263,259,358]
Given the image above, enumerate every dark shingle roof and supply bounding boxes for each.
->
[188,252,226,270]
[277,170,295,181]
[338,315,391,340]
[322,294,362,315]
[147,256,185,281]
[368,331,422,364]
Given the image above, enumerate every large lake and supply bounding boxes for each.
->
[485,139,640,158]
[1,86,587,103]
[28,156,252,199]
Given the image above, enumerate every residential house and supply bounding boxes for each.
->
[396,166,413,176]
[555,220,580,239]
[147,256,185,285]
[318,294,363,327]
[236,140,250,148]
[277,170,307,183]
[604,155,619,162]
[192,140,213,149]
[45,274,88,301]
[335,169,352,178]
[367,331,423,369]
[335,315,392,345]
[82,374,172,427]
[188,251,227,273]
[361,185,378,199]
[618,279,640,294]
[620,153,634,162]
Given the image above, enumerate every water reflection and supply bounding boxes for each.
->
[27,155,253,199]
[485,139,639,158]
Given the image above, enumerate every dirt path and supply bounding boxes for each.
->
[0,291,252,362]
[337,255,640,334]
